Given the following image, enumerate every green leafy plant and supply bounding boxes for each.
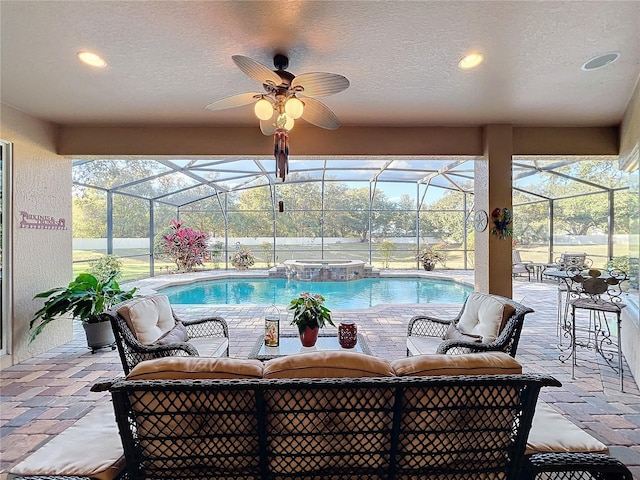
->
[30,273,137,342]
[163,219,210,272]
[89,254,123,282]
[416,245,443,269]
[606,256,630,274]
[288,292,335,331]
[209,240,225,269]
[261,241,274,268]
[231,246,255,269]
[378,240,395,268]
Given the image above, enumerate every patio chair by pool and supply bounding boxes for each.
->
[513,250,533,281]
[103,294,229,374]
[406,292,533,357]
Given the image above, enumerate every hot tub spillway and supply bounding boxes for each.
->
[272,259,378,281]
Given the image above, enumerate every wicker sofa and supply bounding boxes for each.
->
[8,352,632,480]
[109,351,631,480]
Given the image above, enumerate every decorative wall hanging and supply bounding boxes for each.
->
[473,210,488,232]
[490,208,512,239]
[19,211,67,230]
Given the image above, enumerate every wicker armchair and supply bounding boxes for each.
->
[103,295,229,375]
[406,293,533,357]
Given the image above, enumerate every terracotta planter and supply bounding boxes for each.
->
[299,325,319,347]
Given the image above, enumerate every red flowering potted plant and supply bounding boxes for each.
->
[288,292,335,347]
[163,220,210,272]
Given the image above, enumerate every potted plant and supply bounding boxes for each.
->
[288,292,335,347]
[30,272,137,352]
[163,220,210,272]
[416,245,443,271]
[231,245,255,270]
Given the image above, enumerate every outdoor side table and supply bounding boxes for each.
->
[527,262,548,282]
[249,333,371,360]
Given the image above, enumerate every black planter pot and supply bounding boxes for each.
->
[423,262,435,271]
[82,320,116,354]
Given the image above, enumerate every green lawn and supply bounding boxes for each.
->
[74,242,623,281]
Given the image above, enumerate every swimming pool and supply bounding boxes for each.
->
[161,277,473,309]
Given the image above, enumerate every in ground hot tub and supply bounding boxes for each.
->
[283,259,375,281]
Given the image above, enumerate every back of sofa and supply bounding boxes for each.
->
[110,353,559,480]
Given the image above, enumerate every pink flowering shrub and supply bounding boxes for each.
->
[163,220,210,272]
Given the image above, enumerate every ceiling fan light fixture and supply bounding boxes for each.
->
[276,113,294,131]
[77,50,107,68]
[458,53,484,69]
[254,97,273,120]
[284,116,294,131]
[284,96,304,119]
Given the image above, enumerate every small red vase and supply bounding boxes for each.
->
[338,320,358,348]
[300,325,319,347]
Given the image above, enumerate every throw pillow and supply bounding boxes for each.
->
[154,321,189,345]
[456,293,515,343]
[443,322,483,343]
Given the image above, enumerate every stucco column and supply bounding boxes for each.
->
[474,125,513,298]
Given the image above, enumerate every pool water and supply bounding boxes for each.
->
[161,277,472,309]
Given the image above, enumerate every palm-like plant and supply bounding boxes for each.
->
[30,272,137,342]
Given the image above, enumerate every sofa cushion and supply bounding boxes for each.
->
[391,352,522,376]
[456,293,515,343]
[526,402,609,455]
[127,356,263,380]
[118,294,175,345]
[154,321,189,345]
[7,403,124,480]
[263,351,394,379]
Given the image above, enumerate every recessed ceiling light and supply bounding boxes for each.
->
[581,52,620,71]
[458,53,484,69]
[77,50,107,68]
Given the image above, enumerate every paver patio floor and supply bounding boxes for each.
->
[1,270,639,478]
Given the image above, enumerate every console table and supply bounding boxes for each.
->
[249,332,371,360]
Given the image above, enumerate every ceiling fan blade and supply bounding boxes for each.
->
[260,119,276,136]
[232,55,283,86]
[205,92,261,111]
[301,97,340,130]
[292,72,350,97]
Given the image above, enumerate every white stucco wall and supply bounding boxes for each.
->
[0,103,73,364]
[620,77,640,386]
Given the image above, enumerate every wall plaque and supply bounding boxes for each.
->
[19,211,67,230]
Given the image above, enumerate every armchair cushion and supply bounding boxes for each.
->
[457,293,515,343]
[117,294,175,345]
[154,321,189,345]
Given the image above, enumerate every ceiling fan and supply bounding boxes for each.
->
[206,54,349,181]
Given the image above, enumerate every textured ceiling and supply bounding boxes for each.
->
[1,0,639,129]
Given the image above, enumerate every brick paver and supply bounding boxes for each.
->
[1,270,638,478]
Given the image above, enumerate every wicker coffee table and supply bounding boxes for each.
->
[248,332,371,360]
